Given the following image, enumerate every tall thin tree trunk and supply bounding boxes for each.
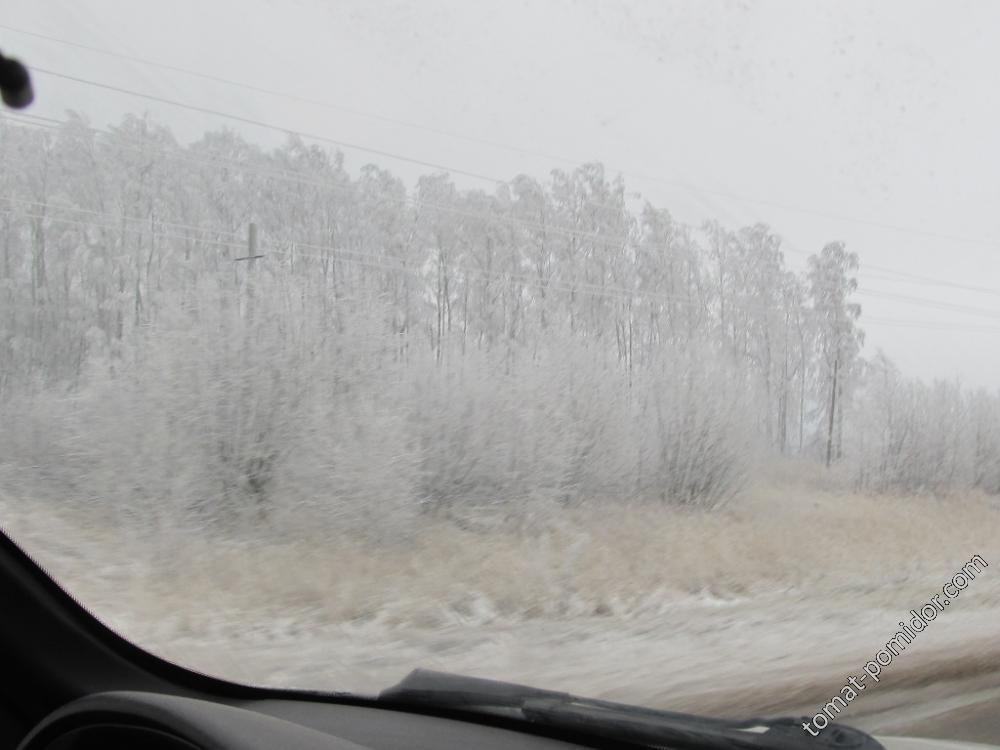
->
[826,355,839,468]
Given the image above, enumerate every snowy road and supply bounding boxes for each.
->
[114,579,1000,733]
[855,677,1000,744]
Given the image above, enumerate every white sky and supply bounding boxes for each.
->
[3,0,1000,388]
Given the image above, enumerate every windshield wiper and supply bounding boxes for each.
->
[379,669,884,750]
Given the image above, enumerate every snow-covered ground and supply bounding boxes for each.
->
[19,559,1000,729]
[4,479,1000,722]
[110,579,1000,722]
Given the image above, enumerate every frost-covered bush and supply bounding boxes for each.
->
[630,347,757,508]
[405,340,635,512]
[405,339,755,514]
[845,355,999,495]
[0,281,421,540]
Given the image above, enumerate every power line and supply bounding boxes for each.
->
[863,316,1000,333]
[0,205,708,315]
[0,204,833,319]
[6,203,1000,334]
[0,23,855,232]
[0,189,819,315]
[4,146,1000,321]
[5,115,1000,320]
[18,35,1000,252]
[8,109,1000,305]
[860,268,1000,299]
[31,66,516,186]
[0,22,597,166]
[0,113,675,255]
[0,109,640,237]
[859,290,1000,321]
[0,195,246,239]
[0,206,248,251]
[259,237,1000,324]
[256,242,1000,333]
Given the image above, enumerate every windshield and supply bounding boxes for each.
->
[1,0,999,739]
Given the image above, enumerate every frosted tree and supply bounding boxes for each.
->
[1,108,997,535]
[808,242,863,467]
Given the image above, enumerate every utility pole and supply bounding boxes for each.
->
[234,222,263,322]
[234,222,263,265]
[247,222,258,269]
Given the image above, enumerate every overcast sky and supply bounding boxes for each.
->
[3,0,999,387]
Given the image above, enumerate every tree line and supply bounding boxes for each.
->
[0,112,996,533]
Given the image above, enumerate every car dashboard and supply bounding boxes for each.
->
[18,690,591,750]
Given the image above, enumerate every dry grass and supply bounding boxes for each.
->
[7,467,998,635]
